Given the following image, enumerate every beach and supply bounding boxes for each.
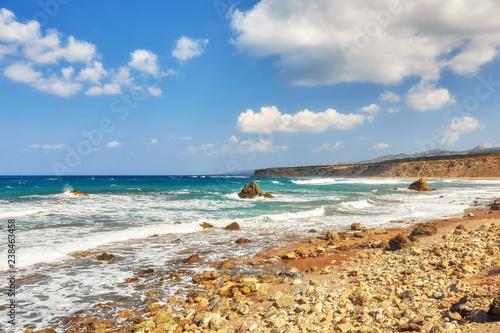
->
[1,176,500,332]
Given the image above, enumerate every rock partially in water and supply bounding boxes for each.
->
[225,222,241,230]
[351,223,362,231]
[408,178,432,191]
[235,238,251,244]
[238,181,274,199]
[184,254,202,264]
[70,190,88,196]
[96,253,115,261]
[200,222,214,228]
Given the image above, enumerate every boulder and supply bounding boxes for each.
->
[184,254,202,264]
[471,309,489,323]
[450,295,474,317]
[263,192,274,198]
[225,222,241,230]
[218,261,233,270]
[408,178,432,191]
[351,223,362,231]
[389,233,411,251]
[235,238,251,244]
[491,199,500,210]
[488,295,500,318]
[238,181,263,199]
[326,230,340,241]
[96,253,115,261]
[192,271,220,284]
[70,190,88,196]
[200,222,214,228]
[410,223,437,237]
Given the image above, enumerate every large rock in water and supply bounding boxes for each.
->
[238,181,273,199]
[408,178,432,191]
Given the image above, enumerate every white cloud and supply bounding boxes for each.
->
[372,143,390,149]
[172,36,208,61]
[29,144,66,150]
[388,107,401,113]
[181,136,192,141]
[230,0,500,107]
[441,117,482,145]
[185,143,214,154]
[379,91,401,103]
[360,104,380,113]
[405,81,455,111]
[237,106,372,134]
[208,136,287,155]
[0,8,171,98]
[312,141,342,152]
[150,139,158,144]
[106,141,122,148]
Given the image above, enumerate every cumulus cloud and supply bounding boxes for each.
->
[237,106,371,134]
[230,0,500,109]
[0,8,171,98]
[442,117,482,145]
[311,141,342,152]
[372,143,390,149]
[207,136,287,155]
[106,141,122,148]
[379,91,401,103]
[405,81,455,111]
[360,104,380,113]
[172,36,208,61]
[150,139,158,144]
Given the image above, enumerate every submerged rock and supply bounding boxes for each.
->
[200,222,214,228]
[70,190,88,196]
[408,178,432,191]
[184,254,202,264]
[235,238,251,244]
[96,253,115,261]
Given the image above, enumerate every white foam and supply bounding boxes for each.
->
[292,178,337,185]
[264,206,326,221]
[339,199,372,210]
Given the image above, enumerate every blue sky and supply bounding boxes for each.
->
[1,0,500,175]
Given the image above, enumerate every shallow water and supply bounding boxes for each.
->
[0,175,499,330]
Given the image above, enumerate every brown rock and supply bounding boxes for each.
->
[184,254,202,264]
[488,295,500,318]
[192,271,220,283]
[326,230,340,241]
[263,192,274,198]
[96,253,115,261]
[225,222,241,230]
[218,260,233,270]
[70,190,88,196]
[235,238,251,244]
[389,233,411,251]
[410,223,437,237]
[200,222,213,228]
[491,199,500,210]
[351,223,362,231]
[238,181,264,199]
[408,178,432,191]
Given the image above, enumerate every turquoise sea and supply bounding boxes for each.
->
[1,175,500,330]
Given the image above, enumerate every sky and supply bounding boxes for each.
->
[1,0,500,175]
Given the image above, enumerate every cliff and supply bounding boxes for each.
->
[253,153,500,178]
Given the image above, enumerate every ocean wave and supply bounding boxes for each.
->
[292,178,337,185]
[338,199,372,210]
[263,206,326,221]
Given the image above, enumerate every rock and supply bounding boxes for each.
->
[428,326,446,333]
[471,309,489,323]
[225,222,241,230]
[96,253,115,261]
[70,190,88,196]
[238,181,263,199]
[491,199,500,210]
[192,271,219,283]
[200,222,213,228]
[353,291,372,306]
[351,223,362,231]
[326,230,340,241]
[282,252,297,260]
[450,295,474,317]
[218,261,233,270]
[275,294,296,308]
[263,192,274,198]
[389,233,411,251]
[235,238,251,244]
[184,254,202,264]
[488,295,500,318]
[337,322,354,333]
[408,178,432,191]
[372,226,388,234]
[446,310,462,321]
[410,223,437,237]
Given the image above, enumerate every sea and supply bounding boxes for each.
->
[1,175,500,331]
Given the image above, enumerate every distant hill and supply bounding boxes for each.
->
[358,146,500,164]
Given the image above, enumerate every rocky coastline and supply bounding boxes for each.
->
[23,200,500,333]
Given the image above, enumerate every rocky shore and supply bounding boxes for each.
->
[24,202,500,333]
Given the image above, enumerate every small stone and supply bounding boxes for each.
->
[200,222,213,228]
[218,261,233,270]
[351,223,362,230]
[326,230,340,241]
[353,291,372,306]
[450,295,474,317]
[275,294,295,308]
[235,238,251,244]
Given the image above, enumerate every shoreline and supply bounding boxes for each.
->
[25,198,500,333]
